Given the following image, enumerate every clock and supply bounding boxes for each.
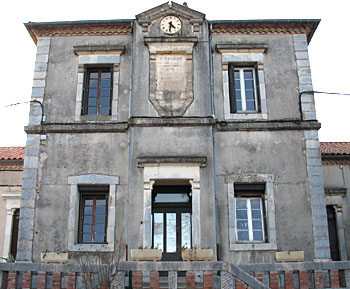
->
[160,16,181,34]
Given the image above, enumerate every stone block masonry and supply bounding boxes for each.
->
[304,130,331,260]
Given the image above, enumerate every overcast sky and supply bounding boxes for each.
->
[0,0,349,146]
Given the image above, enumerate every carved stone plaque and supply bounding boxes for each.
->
[148,42,195,116]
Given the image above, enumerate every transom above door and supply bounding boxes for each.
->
[152,185,192,261]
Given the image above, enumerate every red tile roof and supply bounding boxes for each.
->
[0,147,25,160]
[320,142,350,155]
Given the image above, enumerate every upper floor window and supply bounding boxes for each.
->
[83,67,113,116]
[217,44,268,120]
[229,65,259,113]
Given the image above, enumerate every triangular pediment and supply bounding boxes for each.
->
[136,1,205,25]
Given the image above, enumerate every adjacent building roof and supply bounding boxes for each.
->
[321,142,350,165]
[0,147,25,171]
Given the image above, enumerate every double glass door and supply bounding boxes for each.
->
[152,185,192,261]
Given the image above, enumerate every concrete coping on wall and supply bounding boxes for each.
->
[137,156,207,168]
[216,43,268,53]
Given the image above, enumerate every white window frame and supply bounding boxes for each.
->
[235,197,265,243]
[232,67,259,113]
[227,173,277,251]
[67,174,119,252]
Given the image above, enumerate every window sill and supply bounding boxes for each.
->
[80,115,113,122]
[68,243,114,252]
[225,113,268,120]
[230,242,277,251]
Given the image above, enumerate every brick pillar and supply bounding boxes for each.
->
[204,271,213,289]
[269,271,279,289]
[132,271,142,288]
[37,272,46,289]
[285,271,294,289]
[186,271,195,288]
[67,273,76,289]
[150,271,159,289]
[235,279,246,289]
[254,272,263,283]
[314,270,324,288]
[22,271,32,289]
[330,270,340,288]
[7,272,17,289]
[52,272,61,289]
[299,271,309,289]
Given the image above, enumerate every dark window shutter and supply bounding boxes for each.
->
[228,64,237,113]
[254,64,261,113]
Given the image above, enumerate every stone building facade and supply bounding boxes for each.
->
[4,2,349,287]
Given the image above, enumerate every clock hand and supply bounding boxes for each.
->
[168,21,176,32]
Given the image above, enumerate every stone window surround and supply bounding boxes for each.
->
[139,161,204,249]
[325,187,348,261]
[217,44,268,120]
[226,173,277,251]
[74,45,124,122]
[67,174,119,252]
[1,191,21,261]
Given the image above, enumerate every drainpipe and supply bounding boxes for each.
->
[125,20,134,258]
[209,22,219,256]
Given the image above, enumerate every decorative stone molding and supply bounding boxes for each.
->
[146,40,197,116]
[141,163,201,249]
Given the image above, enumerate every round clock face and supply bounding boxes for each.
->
[160,16,181,34]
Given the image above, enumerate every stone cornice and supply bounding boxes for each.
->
[25,22,132,44]
[211,21,319,43]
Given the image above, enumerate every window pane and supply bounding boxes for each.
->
[250,199,260,209]
[234,80,241,89]
[94,233,105,242]
[96,206,106,215]
[166,213,176,253]
[236,100,242,111]
[100,97,110,106]
[89,72,98,79]
[181,213,191,249]
[83,234,92,242]
[252,220,262,229]
[253,231,263,241]
[99,107,110,115]
[246,100,256,111]
[88,107,97,115]
[96,199,106,206]
[153,213,163,251]
[237,220,248,229]
[83,225,92,233]
[236,209,247,219]
[84,207,93,215]
[237,231,249,241]
[155,193,190,203]
[245,90,255,100]
[234,71,240,80]
[84,216,92,224]
[100,88,111,97]
[244,79,254,89]
[95,224,105,233]
[244,70,253,79]
[101,72,111,79]
[235,89,241,100]
[89,79,98,88]
[95,215,105,224]
[88,89,97,97]
[88,97,97,106]
[101,79,111,87]
[85,199,93,206]
[236,200,247,209]
[251,209,261,219]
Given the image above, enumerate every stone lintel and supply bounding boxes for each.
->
[73,45,125,55]
[216,43,268,53]
[137,157,207,168]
